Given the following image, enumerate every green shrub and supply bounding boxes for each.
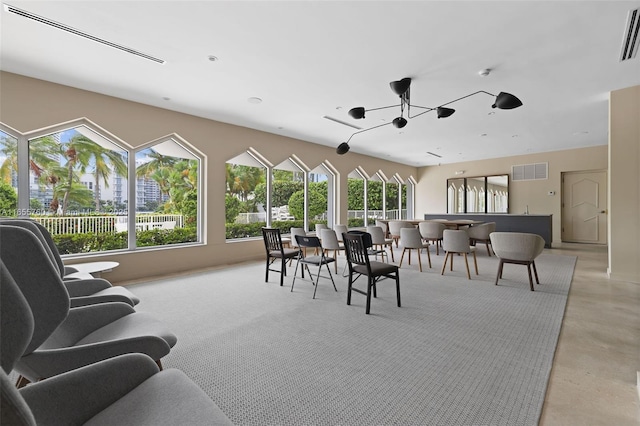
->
[52,228,197,254]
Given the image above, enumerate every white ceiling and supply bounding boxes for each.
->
[1,1,639,167]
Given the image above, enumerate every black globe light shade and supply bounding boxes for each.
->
[348,107,366,119]
[436,107,455,119]
[336,142,350,155]
[392,117,408,128]
[389,78,411,96]
[492,92,523,109]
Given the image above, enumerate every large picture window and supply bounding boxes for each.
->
[2,120,203,255]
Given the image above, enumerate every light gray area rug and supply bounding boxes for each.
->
[130,251,576,426]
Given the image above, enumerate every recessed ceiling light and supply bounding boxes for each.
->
[247,97,262,104]
[480,133,488,137]
[488,111,496,115]
[572,131,589,136]
[512,134,519,138]
[335,106,342,110]
[208,55,219,62]
[162,97,170,101]
[478,68,491,77]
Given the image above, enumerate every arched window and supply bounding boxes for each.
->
[134,135,202,248]
[225,149,268,239]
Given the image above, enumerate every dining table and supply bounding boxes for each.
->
[376,218,484,231]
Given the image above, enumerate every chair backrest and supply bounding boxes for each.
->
[467,222,496,239]
[375,220,388,234]
[490,232,545,261]
[400,227,423,248]
[342,233,371,270]
[315,223,329,233]
[333,224,348,241]
[319,229,341,250]
[0,218,65,278]
[388,221,412,237]
[0,261,37,426]
[295,235,322,249]
[365,226,386,245]
[290,228,307,247]
[442,229,471,253]
[418,221,446,239]
[262,227,284,254]
[0,225,70,355]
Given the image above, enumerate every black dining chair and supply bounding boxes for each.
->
[342,232,401,315]
[291,235,337,299]
[262,228,300,286]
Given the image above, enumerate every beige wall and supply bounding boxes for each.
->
[0,72,417,283]
[608,85,640,283]
[415,145,608,246]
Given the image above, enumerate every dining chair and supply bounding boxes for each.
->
[262,227,300,286]
[366,225,395,262]
[467,222,496,256]
[387,221,413,248]
[315,223,329,235]
[490,232,545,291]
[342,232,401,315]
[320,228,345,273]
[333,224,348,242]
[441,229,478,279]
[418,221,446,255]
[399,227,431,271]
[291,235,338,299]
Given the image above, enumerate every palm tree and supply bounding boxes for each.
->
[136,150,177,204]
[1,135,60,185]
[60,135,95,214]
[88,145,127,212]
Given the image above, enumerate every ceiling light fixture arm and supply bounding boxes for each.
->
[345,120,395,144]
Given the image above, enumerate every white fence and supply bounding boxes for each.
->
[33,214,184,235]
[233,209,406,224]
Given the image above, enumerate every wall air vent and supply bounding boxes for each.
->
[512,162,548,181]
[3,4,165,64]
[620,8,640,61]
[323,116,362,130]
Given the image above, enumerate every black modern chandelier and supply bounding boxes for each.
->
[336,77,523,155]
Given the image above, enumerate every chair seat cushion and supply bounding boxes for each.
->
[300,255,335,265]
[84,369,233,426]
[269,249,298,258]
[75,312,177,348]
[353,262,397,275]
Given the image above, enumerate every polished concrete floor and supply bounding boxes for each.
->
[539,243,640,425]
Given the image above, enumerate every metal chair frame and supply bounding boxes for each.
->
[292,235,337,299]
[262,228,300,286]
[342,232,401,314]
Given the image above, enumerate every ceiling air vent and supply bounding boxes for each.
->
[512,162,548,181]
[3,4,165,64]
[620,8,640,61]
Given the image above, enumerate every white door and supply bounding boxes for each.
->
[561,170,607,244]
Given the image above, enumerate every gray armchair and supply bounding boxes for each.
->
[0,225,176,384]
[0,219,139,307]
[467,222,496,256]
[490,232,545,291]
[0,261,233,426]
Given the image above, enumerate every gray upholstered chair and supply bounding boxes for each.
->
[0,225,177,385]
[0,219,140,308]
[320,228,344,273]
[314,223,329,234]
[366,225,394,262]
[399,227,431,271]
[490,232,545,291]
[0,261,233,426]
[387,221,413,248]
[441,229,478,279]
[467,222,497,256]
[333,224,348,242]
[418,221,446,255]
